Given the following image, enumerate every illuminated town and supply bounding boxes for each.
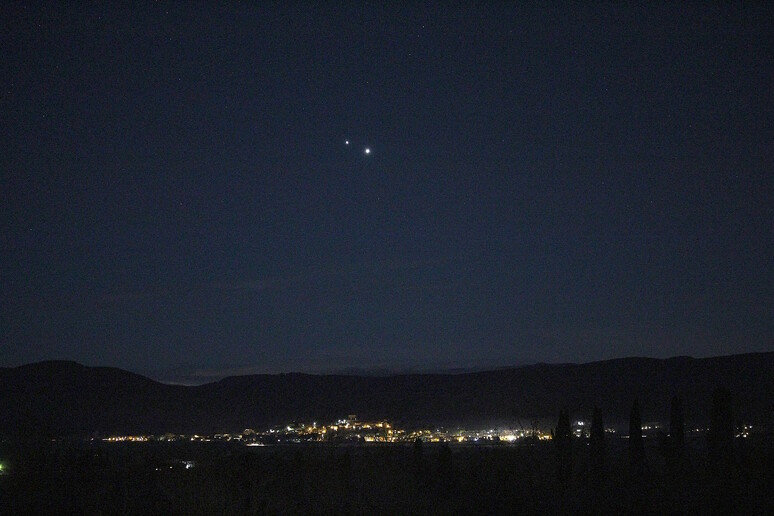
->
[99,415,552,446]
[97,415,753,448]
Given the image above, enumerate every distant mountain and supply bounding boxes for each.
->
[1,353,773,438]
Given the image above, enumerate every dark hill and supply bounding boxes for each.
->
[1,353,772,437]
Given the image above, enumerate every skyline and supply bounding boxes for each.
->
[2,4,772,379]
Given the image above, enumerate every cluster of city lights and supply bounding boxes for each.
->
[98,415,554,446]
[96,416,759,447]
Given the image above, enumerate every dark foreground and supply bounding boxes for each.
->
[1,437,772,514]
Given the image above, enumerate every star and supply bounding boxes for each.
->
[345,140,349,145]
[364,147,371,155]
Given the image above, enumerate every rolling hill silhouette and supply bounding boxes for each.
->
[1,353,772,437]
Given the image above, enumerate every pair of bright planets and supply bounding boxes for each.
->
[345,140,371,155]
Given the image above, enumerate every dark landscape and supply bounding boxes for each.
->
[3,2,773,513]
[2,353,773,513]
[1,353,773,437]
[2,435,773,514]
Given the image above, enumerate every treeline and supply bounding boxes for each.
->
[552,387,743,513]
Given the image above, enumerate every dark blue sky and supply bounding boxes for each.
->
[2,3,772,381]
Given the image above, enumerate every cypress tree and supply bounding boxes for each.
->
[554,409,572,486]
[708,387,733,464]
[589,406,606,482]
[669,395,685,456]
[412,437,425,481]
[629,400,644,475]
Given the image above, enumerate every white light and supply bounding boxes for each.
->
[364,148,371,154]
[345,140,349,145]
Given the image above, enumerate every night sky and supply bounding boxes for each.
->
[2,4,772,382]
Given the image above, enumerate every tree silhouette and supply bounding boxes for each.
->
[589,406,606,483]
[412,437,427,485]
[629,400,644,476]
[554,409,572,486]
[436,442,457,497]
[707,387,736,513]
[656,396,688,512]
[669,395,685,456]
[708,387,733,465]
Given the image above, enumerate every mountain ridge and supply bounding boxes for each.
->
[2,352,772,438]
